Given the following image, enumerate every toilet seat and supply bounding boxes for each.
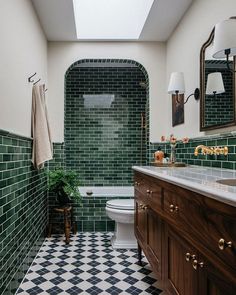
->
[106,199,134,210]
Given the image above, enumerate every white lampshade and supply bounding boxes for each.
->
[206,72,225,95]
[212,17,236,58]
[167,72,185,94]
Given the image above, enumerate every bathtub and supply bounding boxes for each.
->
[79,186,134,197]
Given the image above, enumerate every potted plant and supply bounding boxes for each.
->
[47,168,81,205]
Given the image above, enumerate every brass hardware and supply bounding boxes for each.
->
[135,181,140,186]
[223,146,229,155]
[139,204,145,210]
[194,145,228,156]
[185,253,191,261]
[146,190,152,195]
[185,253,196,262]
[199,262,204,268]
[192,259,204,270]
[139,204,148,210]
[169,204,179,213]
[218,238,233,250]
[169,204,175,212]
[185,252,192,262]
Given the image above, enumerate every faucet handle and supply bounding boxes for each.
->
[223,146,228,156]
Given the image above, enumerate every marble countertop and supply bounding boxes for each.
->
[132,165,236,207]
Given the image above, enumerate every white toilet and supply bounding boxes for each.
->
[105,199,137,249]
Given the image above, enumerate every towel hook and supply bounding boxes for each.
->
[28,72,36,83]
[33,78,41,85]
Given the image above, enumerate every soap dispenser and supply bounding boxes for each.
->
[154,147,164,163]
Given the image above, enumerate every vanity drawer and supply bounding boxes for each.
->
[146,181,162,213]
[134,172,162,211]
[134,173,150,196]
[163,189,191,231]
[163,188,236,272]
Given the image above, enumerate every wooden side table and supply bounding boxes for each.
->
[47,206,77,244]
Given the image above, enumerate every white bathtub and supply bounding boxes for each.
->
[79,186,134,197]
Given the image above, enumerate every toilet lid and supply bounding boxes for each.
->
[106,199,134,210]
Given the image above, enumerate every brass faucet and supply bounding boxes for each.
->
[194,145,228,156]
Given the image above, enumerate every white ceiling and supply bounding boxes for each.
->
[31,0,193,42]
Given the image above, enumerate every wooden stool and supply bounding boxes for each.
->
[48,206,77,244]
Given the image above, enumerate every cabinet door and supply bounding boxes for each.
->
[146,208,162,279]
[198,253,236,295]
[165,226,198,295]
[135,196,147,245]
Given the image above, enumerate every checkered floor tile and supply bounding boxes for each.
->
[16,232,163,294]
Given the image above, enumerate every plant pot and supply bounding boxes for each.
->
[56,190,71,206]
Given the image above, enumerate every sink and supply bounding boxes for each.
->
[216,179,236,186]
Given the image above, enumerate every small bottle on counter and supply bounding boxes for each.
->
[154,147,164,163]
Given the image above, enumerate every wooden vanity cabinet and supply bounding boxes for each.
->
[134,174,163,283]
[165,226,199,295]
[165,225,235,295]
[134,171,236,295]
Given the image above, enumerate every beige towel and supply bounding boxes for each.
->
[31,84,53,169]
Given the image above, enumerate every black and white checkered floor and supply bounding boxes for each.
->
[17,232,163,295]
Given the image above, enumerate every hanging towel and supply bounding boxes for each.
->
[31,84,53,169]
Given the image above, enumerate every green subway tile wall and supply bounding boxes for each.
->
[65,59,149,186]
[149,133,236,169]
[0,130,47,295]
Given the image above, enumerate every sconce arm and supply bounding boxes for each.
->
[225,49,236,73]
[176,88,200,104]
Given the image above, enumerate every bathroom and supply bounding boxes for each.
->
[1,0,236,294]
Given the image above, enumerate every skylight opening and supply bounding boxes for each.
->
[73,0,154,40]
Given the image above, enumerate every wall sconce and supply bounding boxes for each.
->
[206,72,225,96]
[212,16,236,72]
[167,72,200,104]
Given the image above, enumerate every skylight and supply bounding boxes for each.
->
[73,0,154,40]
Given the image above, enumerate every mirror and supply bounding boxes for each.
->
[200,28,236,131]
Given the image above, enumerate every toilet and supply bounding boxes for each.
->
[105,199,137,249]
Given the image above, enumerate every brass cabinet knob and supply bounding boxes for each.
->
[185,253,196,262]
[169,204,179,213]
[146,190,152,195]
[135,181,140,186]
[185,252,191,262]
[169,204,175,212]
[192,259,204,270]
[139,204,147,210]
[218,238,233,250]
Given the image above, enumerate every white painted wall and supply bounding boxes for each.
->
[48,42,166,142]
[0,0,47,137]
[166,0,236,139]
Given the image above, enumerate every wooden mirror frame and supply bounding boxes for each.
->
[200,28,236,131]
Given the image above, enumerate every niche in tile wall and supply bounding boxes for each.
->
[65,59,149,186]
